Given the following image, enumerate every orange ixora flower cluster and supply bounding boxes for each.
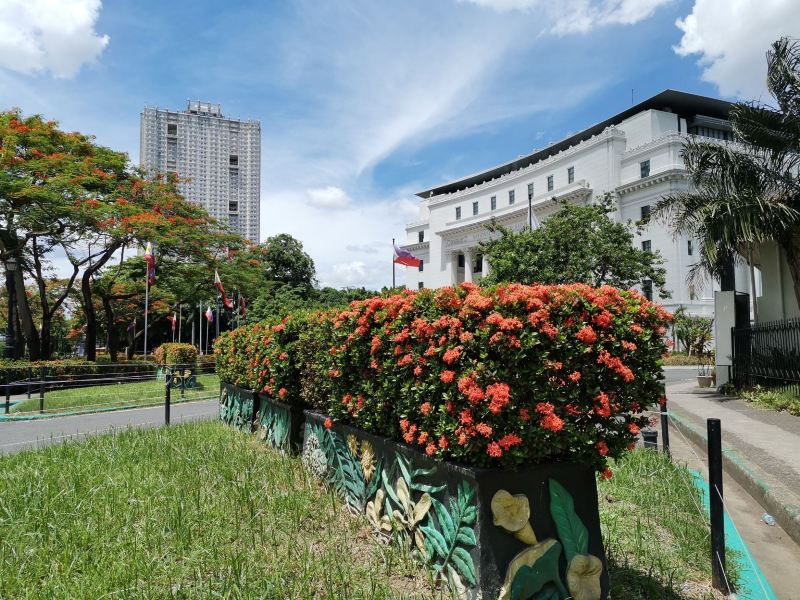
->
[215,282,670,472]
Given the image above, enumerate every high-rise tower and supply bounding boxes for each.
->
[140,101,260,242]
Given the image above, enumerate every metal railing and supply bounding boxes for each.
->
[732,317,800,394]
[2,361,217,418]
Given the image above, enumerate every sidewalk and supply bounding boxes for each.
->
[666,380,800,547]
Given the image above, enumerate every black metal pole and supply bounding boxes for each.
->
[707,418,728,593]
[165,366,171,425]
[528,195,533,230]
[27,366,31,399]
[660,396,670,455]
[39,365,45,414]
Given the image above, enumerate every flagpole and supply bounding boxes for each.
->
[392,237,396,289]
[198,303,203,356]
[205,306,209,355]
[172,313,176,343]
[144,272,149,360]
[178,304,182,342]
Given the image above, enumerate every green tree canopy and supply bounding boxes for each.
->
[262,233,316,288]
[480,196,669,297]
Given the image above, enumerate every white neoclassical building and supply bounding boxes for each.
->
[402,90,751,317]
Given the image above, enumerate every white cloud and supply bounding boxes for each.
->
[458,0,672,33]
[307,186,352,209]
[0,0,109,78]
[674,0,800,98]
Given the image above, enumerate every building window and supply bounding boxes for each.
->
[527,183,533,200]
[418,282,424,290]
[455,206,461,220]
[509,190,515,205]
[567,166,574,184]
[229,155,238,166]
[641,240,651,253]
[167,123,177,135]
[419,260,424,272]
[642,279,653,301]
[473,201,479,216]
[490,196,496,210]
[475,254,483,273]
[640,160,650,178]
[418,231,424,243]
[458,254,465,268]
[640,205,651,222]
[547,175,554,191]
[688,239,693,256]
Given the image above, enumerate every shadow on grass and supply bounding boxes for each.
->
[608,562,688,600]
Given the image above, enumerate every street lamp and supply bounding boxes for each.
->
[4,256,17,359]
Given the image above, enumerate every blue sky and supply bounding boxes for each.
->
[1,0,797,289]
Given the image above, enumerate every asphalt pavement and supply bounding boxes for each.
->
[0,398,218,455]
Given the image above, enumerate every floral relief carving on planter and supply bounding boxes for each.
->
[301,411,613,600]
[218,382,258,433]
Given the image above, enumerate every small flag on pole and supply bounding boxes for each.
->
[167,313,177,331]
[214,270,234,309]
[205,306,214,322]
[393,243,422,268]
[144,242,156,285]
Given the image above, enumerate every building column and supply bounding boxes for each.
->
[446,252,457,285]
[481,253,489,277]
[464,249,474,283]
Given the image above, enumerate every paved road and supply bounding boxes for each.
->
[0,399,218,455]
[662,366,696,384]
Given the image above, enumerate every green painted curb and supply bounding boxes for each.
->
[690,470,777,599]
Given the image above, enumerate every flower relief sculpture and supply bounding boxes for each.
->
[491,480,602,600]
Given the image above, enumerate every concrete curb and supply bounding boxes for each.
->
[668,409,800,548]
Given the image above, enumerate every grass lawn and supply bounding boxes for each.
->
[11,373,219,415]
[738,386,800,416]
[0,421,439,599]
[0,421,736,599]
[600,449,738,599]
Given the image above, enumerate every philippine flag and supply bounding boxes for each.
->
[393,244,422,268]
[205,306,214,322]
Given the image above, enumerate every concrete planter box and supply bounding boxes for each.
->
[256,394,305,455]
[219,382,259,433]
[303,409,609,599]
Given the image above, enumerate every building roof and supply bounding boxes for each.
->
[416,89,732,198]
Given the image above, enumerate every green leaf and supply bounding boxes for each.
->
[419,523,448,559]
[548,479,589,562]
[450,546,476,586]
[509,542,566,600]
[431,497,455,542]
[411,482,447,494]
[455,525,476,547]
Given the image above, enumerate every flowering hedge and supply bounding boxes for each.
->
[152,343,198,366]
[214,312,311,405]
[215,283,670,472]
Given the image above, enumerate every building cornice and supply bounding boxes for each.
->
[400,241,430,252]
[426,128,623,207]
[623,133,686,161]
[438,184,592,239]
[615,168,687,195]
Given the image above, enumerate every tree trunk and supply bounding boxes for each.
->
[80,244,121,362]
[13,267,41,360]
[100,292,119,362]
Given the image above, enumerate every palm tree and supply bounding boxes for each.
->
[656,37,800,308]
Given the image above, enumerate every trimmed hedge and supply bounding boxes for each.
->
[215,283,670,472]
[152,343,199,366]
